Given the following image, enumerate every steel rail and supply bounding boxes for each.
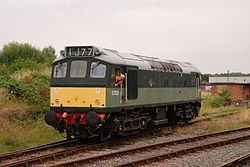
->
[218,152,250,167]
[0,139,75,163]
[51,126,250,167]
[0,128,162,167]
[0,141,109,167]
[116,134,250,167]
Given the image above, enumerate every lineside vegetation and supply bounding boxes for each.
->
[0,42,62,152]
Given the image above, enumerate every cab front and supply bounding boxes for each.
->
[45,52,110,140]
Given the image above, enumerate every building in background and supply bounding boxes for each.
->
[201,82,211,95]
[209,76,250,102]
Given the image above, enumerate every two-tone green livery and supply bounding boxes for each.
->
[45,46,201,141]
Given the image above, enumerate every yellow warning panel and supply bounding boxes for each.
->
[50,87,106,108]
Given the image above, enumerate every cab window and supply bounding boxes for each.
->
[90,62,106,78]
[53,62,67,78]
[70,60,87,78]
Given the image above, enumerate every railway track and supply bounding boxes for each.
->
[218,152,250,167]
[47,126,250,167]
[0,129,163,167]
[0,139,75,164]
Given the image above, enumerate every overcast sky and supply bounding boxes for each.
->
[0,0,249,74]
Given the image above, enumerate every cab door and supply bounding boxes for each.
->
[126,67,138,102]
[111,66,126,105]
[111,66,138,106]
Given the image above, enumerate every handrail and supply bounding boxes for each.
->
[120,82,123,104]
[125,73,128,104]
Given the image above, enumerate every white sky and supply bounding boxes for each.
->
[0,0,249,74]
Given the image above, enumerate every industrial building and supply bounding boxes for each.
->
[209,76,250,102]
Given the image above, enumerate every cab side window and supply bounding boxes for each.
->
[54,62,67,78]
[90,62,106,78]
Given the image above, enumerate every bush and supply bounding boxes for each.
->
[0,42,56,116]
[0,42,59,152]
[209,88,232,108]
[209,96,224,108]
[0,42,56,72]
[2,73,51,114]
[218,88,231,104]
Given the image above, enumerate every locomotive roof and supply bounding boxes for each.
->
[55,46,200,74]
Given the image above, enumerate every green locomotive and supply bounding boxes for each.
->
[45,46,201,141]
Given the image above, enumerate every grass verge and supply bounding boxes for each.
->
[0,117,63,153]
[175,107,250,135]
[193,106,241,122]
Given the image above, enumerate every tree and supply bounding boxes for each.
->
[201,74,210,82]
[0,42,56,71]
[0,42,43,64]
[42,45,56,64]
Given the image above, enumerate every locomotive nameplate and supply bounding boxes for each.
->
[65,46,94,57]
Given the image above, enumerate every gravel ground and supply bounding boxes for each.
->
[38,129,250,167]
[148,139,250,167]
[87,130,250,167]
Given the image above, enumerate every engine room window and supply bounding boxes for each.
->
[70,60,87,78]
[90,62,106,78]
[53,62,67,78]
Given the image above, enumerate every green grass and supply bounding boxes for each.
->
[205,122,250,134]
[172,106,250,135]
[195,94,250,134]
[0,84,62,153]
[204,113,250,134]
[0,117,63,153]
[0,144,16,153]
[198,104,250,134]
[194,107,241,122]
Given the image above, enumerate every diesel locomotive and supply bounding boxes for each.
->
[45,46,201,141]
